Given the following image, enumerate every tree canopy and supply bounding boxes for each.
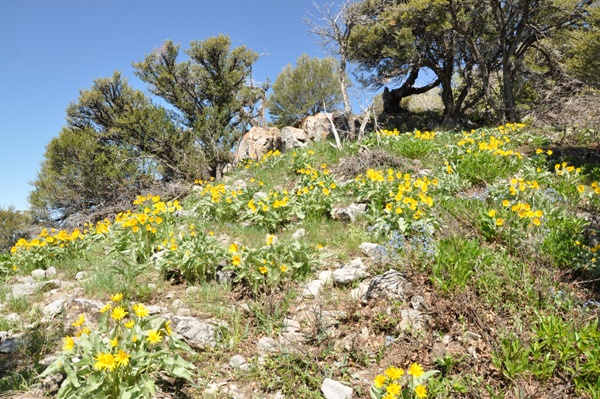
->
[133,34,262,177]
[267,54,342,126]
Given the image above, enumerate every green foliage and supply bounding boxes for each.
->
[0,206,30,254]
[40,300,196,399]
[224,235,318,295]
[133,35,262,178]
[267,54,342,126]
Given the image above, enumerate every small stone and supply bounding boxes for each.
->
[464,331,481,343]
[74,271,88,280]
[17,276,36,284]
[43,299,65,318]
[333,258,369,285]
[467,346,478,359]
[302,280,324,299]
[165,292,175,299]
[147,283,157,290]
[45,267,57,278]
[321,378,353,399]
[331,203,367,223]
[283,318,301,332]
[146,305,167,315]
[292,228,307,240]
[0,336,22,353]
[358,242,386,258]
[176,308,192,317]
[172,299,183,309]
[31,269,47,280]
[171,316,218,349]
[411,295,430,312]
[186,286,200,295]
[256,336,280,354]
[317,270,333,284]
[229,355,249,370]
[238,303,251,314]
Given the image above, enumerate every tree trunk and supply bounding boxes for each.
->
[502,63,518,122]
[339,57,355,139]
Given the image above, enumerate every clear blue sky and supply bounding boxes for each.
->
[0,0,348,211]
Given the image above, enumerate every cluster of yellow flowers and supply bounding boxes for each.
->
[372,363,429,399]
[554,162,581,177]
[246,190,291,213]
[508,177,541,196]
[11,227,83,254]
[458,127,522,158]
[62,293,172,373]
[242,149,282,169]
[355,168,437,220]
[378,129,436,141]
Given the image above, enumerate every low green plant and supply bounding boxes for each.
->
[40,297,196,398]
[156,226,227,283]
[224,234,317,294]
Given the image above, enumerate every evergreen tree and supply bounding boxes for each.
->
[267,54,342,126]
[133,35,262,178]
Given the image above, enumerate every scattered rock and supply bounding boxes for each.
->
[281,126,309,149]
[467,345,478,359]
[321,378,353,399]
[358,242,386,258]
[302,280,324,299]
[229,355,250,371]
[45,267,57,278]
[292,228,307,240]
[6,313,21,323]
[399,309,427,332]
[43,299,65,319]
[361,270,411,302]
[74,271,88,281]
[176,308,192,317]
[351,280,371,301]
[464,331,481,343]
[169,316,218,349]
[318,270,333,284]
[235,126,282,162]
[186,286,200,295]
[331,204,367,223]
[256,336,280,355]
[0,334,25,354]
[71,298,105,313]
[146,305,167,315]
[333,258,369,285]
[31,269,47,280]
[410,295,430,312]
[301,113,334,142]
[172,299,183,309]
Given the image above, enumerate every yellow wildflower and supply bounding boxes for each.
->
[111,306,128,321]
[110,293,123,302]
[488,210,496,217]
[415,384,428,398]
[373,374,387,388]
[124,320,135,329]
[280,265,288,273]
[408,363,424,378]
[385,366,404,380]
[386,382,401,396]
[100,303,112,313]
[62,336,75,351]
[110,337,119,347]
[94,352,117,371]
[115,350,130,367]
[259,266,268,274]
[146,330,162,344]
[72,314,85,327]
[229,243,239,253]
[132,303,149,318]
[232,255,241,266]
